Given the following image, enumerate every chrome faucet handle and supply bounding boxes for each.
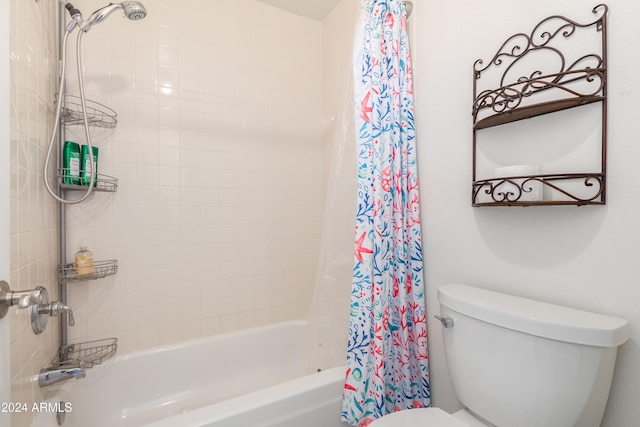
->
[54,302,75,327]
[38,301,76,326]
[65,305,75,326]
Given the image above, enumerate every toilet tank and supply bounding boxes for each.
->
[438,284,629,427]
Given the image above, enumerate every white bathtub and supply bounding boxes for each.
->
[32,321,346,427]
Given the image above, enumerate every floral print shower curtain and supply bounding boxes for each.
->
[342,0,430,425]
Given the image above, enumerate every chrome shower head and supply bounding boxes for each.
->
[122,1,147,20]
[83,1,147,30]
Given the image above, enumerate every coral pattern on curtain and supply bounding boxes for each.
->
[342,0,430,425]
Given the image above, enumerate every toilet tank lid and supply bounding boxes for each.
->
[438,284,630,347]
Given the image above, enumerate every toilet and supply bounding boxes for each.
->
[371,284,630,427]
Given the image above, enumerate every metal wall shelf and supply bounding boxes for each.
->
[471,4,608,207]
[473,173,605,206]
[52,338,118,369]
[58,260,118,284]
[59,94,118,128]
[474,95,605,130]
[58,169,119,192]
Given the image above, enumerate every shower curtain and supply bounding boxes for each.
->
[342,0,430,425]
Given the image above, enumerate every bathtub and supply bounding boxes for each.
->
[32,321,346,427]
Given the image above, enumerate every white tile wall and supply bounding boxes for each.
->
[9,0,60,425]
[9,1,332,424]
[60,0,325,355]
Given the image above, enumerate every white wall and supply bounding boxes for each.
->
[9,0,60,425]
[61,0,325,354]
[413,1,640,425]
[1,0,12,422]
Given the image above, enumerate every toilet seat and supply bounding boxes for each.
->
[368,408,471,426]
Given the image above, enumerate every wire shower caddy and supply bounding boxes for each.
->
[53,338,118,369]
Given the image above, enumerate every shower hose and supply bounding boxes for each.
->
[43,24,96,204]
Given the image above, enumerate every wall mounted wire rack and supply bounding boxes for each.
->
[59,94,118,128]
[52,338,118,369]
[472,4,608,206]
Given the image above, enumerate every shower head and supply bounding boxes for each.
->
[122,1,147,20]
[82,1,147,31]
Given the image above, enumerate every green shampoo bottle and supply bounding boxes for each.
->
[62,141,81,185]
[80,145,99,187]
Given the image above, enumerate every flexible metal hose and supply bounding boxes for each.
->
[43,26,95,204]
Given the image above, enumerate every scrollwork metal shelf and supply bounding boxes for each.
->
[473,173,605,207]
[472,4,608,207]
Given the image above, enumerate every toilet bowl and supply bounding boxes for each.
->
[370,284,629,427]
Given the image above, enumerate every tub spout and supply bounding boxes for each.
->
[38,366,86,387]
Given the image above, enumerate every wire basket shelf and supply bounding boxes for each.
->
[58,94,118,128]
[58,259,118,283]
[53,338,118,369]
[58,168,118,192]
